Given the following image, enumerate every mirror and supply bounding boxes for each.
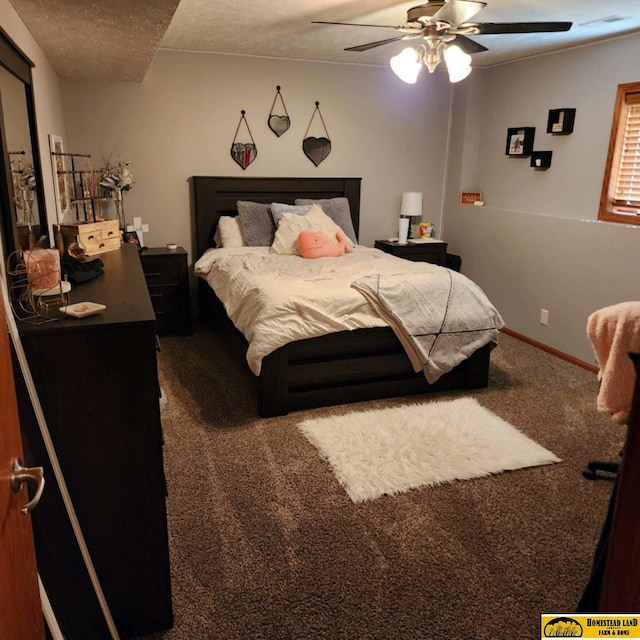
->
[2,65,40,240]
[0,26,48,257]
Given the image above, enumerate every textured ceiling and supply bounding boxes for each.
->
[161,0,640,67]
[8,0,181,81]
[9,0,640,81]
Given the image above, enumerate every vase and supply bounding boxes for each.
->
[113,191,126,229]
[22,189,35,225]
[398,217,409,245]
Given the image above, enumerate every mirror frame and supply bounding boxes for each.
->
[0,25,48,257]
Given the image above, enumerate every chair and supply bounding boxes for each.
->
[583,302,640,480]
[582,458,619,481]
[577,352,640,612]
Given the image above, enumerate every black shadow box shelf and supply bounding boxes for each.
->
[531,151,552,170]
[547,108,576,135]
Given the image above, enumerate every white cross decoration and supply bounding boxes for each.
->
[127,217,149,247]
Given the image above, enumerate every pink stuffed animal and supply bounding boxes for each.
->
[298,230,353,258]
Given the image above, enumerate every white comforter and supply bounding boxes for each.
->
[194,246,498,376]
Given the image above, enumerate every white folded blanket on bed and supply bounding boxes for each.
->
[351,270,505,383]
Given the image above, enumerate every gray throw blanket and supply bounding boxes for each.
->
[352,269,504,384]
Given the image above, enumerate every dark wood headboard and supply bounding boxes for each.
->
[190,176,362,259]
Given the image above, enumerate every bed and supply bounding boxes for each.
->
[191,176,495,418]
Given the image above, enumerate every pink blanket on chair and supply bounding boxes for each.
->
[587,301,640,425]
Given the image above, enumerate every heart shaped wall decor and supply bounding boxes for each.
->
[268,86,291,138]
[268,115,290,137]
[231,143,257,170]
[303,137,331,167]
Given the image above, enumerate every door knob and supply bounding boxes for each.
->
[10,458,45,514]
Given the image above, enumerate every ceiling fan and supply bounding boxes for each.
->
[313,0,572,83]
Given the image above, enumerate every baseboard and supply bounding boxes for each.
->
[501,328,598,375]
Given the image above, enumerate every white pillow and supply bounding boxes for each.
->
[217,216,245,248]
[270,204,355,255]
[270,202,313,225]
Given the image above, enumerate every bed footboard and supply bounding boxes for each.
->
[259,328,491,418]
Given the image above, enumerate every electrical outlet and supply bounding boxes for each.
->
[540,309,549,325]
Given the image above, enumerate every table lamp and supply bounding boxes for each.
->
[399,192,423,243]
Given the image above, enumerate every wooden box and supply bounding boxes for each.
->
[56,220,122,256]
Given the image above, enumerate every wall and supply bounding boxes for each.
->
[0,0,67,236]
[60,49,452,255]
[445,34,640,364]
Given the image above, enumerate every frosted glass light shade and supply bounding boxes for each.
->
[400,192,423,217]
[444,45,472,83]
[390,47,422,84]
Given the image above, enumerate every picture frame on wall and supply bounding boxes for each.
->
[505,127,535,157]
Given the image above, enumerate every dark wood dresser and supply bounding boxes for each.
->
[374,239,448,266]
[15,244,173,639]
[139,246,191,335]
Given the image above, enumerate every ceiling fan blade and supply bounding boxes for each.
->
[452,35,488,54]
[471,21,572,35]
[431,0,487,28]
[345,36,405,52]
[312,20,401,30]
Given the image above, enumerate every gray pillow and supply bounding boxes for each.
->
[236,200,276,246]
[270,202,313,225]
[294,197,357,244]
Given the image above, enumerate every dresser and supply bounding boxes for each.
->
[374,239,448,266]
[140,246,191,335]
[15,244,173,639]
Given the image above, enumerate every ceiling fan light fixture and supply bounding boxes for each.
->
[444,44,472,82]
[320,1,573,85]
[390,46,423,84]
[423,40,444,73]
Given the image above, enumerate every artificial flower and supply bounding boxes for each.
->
[100,161,133,193]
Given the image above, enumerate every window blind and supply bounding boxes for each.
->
[612,92,640,215]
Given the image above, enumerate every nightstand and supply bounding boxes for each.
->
[140,246,192,335]
[374,239,448,266]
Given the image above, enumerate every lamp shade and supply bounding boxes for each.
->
[444,45,472,83]
[400,192,423,217]
[390,47,422,85]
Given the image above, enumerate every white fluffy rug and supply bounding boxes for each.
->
[298,398,561,503]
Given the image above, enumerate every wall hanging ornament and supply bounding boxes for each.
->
[230,110,257,170]
[268,86,291,137]
[303,101,331,167]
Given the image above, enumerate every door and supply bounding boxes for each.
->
[0,297,45,640]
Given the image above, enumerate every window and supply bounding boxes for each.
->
[599,82,640,225]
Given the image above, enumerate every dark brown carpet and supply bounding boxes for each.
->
[141,327,622,640]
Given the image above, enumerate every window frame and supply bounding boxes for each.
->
[598,81,640,226]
